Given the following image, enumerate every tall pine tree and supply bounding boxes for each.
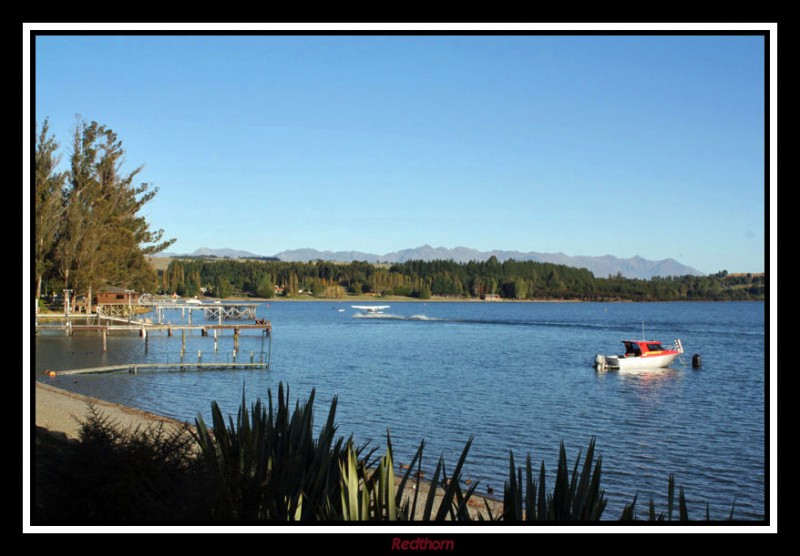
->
[36,118,175,309]
[34,119,66,301]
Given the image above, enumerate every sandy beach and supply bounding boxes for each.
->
[34,381,191,440]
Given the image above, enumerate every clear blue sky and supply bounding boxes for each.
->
[30,29,771,274]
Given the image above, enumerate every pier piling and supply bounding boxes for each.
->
[37,312,273,373]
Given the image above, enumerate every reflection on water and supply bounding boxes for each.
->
[616,366,683,385]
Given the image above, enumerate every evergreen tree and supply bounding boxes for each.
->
[255,274,276,298]
[215,276,233,299]
[36,118,175,307]
[417,283,432,299]
[34,119,66,301]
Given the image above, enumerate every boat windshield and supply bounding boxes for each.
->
[624,343,642,356]
[646,343,665,351]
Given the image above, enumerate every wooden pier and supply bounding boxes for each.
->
[35,311,273,370]
[35,321,271,338]
[53,359,269,376]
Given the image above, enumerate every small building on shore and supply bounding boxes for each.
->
[97,287,140,305]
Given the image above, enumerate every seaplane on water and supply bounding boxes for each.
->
[352,305,390,315]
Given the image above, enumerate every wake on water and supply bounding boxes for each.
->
[352,313,439,321]
[352,313,612,329]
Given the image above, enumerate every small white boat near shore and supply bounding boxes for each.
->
[595,338,684,372]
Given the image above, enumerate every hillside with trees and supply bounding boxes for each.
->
[160,257,765,302]
[34,119,175,310]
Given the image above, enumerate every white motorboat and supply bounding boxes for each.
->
[595,339,684,372]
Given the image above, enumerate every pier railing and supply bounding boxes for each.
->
[139,301,260,324]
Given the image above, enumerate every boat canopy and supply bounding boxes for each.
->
[622,340,666,356]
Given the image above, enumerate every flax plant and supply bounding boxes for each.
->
[193,383,481,521]
[338,432,479,521]
[620,473,737,521]
[502,437,607,521]
[194,383,361,520]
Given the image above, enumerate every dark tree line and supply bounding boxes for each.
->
[34,119,175,310]
[161,257,765,302]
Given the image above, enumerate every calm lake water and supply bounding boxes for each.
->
[33,300,767,520]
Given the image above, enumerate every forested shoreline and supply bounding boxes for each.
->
[161,257,765,302]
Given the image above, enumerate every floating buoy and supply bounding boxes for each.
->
[47,370,56,377]
[692,354,702,368]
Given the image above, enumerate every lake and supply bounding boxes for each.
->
[33,300,767,520]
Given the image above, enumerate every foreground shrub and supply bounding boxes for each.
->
[35,404,210,522]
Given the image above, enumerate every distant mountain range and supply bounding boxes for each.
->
[177,247,262,259]
[160,245,703,280]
